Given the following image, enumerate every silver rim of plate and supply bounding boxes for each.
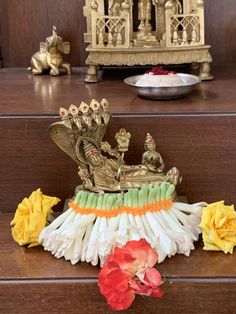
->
[124,73,201,99]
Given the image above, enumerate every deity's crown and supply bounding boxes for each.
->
[84,141,99,160]
[119,128,126,134]
[145,133,155,144]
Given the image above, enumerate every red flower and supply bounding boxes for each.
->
[147,66,176,76]
[98,239,164,311]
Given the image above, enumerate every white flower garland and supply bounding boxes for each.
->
[39,183,207,266]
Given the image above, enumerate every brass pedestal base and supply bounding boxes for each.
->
[85,65,98,83]
[85,45,213,83]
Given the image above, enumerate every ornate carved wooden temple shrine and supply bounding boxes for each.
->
[83,0,212,82]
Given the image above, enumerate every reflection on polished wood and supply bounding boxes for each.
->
[0,214,235,313]
[0,65,236,115]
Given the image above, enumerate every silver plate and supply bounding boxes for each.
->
[124,73,201,99]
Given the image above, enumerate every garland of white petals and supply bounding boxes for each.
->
[39,183,207,266]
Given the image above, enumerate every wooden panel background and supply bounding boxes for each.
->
[1,115,236,213]
[0,0,236,67]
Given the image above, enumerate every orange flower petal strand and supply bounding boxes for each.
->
[69,199,173,218]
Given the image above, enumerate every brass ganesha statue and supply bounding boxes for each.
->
[49,99,181,193]
[28,26,71,76]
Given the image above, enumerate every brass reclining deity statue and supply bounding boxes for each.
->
[28,26,71,76]
[49,99,181,193]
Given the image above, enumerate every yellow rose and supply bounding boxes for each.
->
[199,201,236,254]
[11,189,60,248]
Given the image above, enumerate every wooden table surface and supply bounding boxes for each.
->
[0,65,236,116]
[1,213,236,314]
[1,213,236,280]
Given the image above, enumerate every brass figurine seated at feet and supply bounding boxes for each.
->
[49,99,181,193]
[28,26,71,76]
